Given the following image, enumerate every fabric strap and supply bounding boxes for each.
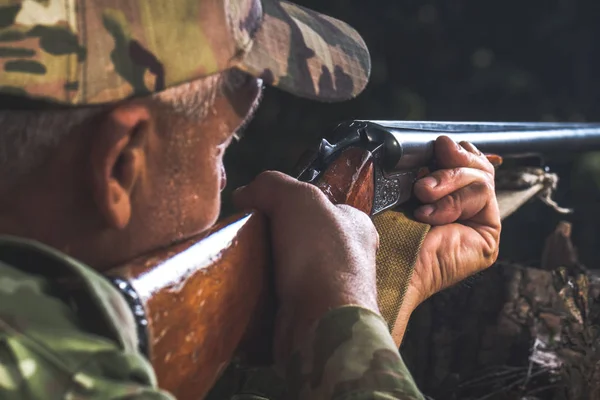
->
[373,211,430,327]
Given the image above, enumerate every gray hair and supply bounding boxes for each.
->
[0,70,243,186]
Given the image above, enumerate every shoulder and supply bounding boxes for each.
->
[0,259,78,334]
[0,235,140,350]
[0,237,169,399]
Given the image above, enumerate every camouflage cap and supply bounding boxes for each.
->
[0,0,371,107]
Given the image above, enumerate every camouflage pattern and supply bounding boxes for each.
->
[284,306,425,400]
[0,235,174,399]
[0,0,371,106]
[0,237,424,399]
[211,309,426,400]
[207,308,427,400]
[207,307,426,400]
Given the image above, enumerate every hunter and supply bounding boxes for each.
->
[0,0,500,398]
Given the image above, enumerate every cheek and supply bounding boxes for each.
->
[147,144,224,243]
[179,149,223,234]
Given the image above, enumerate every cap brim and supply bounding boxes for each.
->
[236,0,371,102]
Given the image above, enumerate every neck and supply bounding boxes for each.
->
[0,171,100,262]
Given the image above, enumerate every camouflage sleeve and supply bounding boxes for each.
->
[285,306,425,400]
[0,262,175,400]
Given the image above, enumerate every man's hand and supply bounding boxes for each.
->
[394,136,501,340]
[232,171,380,365]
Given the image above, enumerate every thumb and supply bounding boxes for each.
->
[231,184,256,211]
[231,171,291,215]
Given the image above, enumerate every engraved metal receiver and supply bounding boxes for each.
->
[295,120,600,216]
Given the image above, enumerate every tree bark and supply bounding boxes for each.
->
[402,221,600,400]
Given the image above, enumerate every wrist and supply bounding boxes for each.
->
[390,283,423,346]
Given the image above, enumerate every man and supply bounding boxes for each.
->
[0,0,500,399]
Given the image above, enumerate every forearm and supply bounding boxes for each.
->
[284,306,425,400]
[391,285,422,345]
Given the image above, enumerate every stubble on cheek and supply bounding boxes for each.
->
[167,140,224,242]
[149,86,242,243]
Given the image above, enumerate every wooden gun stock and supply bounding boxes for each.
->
[107,213,273,398]
[107,147,377,399]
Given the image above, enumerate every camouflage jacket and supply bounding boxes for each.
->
[0,235,424,399]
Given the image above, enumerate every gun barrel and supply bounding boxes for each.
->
[367,121,600,171]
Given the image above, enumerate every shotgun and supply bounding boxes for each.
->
[106,120,600,399]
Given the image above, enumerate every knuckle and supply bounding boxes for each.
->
[335,204,354,214]
[306,182,326,196]
[371,228,381,251]
[362,219,379,248]
[255,170,285,187]
[253,172,326,210]
[490,247,500,264]
[252,172,288,203]
[370,228,379,245]
[484,244,500,267]
[438,191,461,212]
[436,167,462,183]
[337,204,368,221]
[357,208,375,227]
[337,205,377,235]
[303,183,330,203]
[480,157,496,174]
[463,176,494,197]
[471,143,483,156]
[483,179,495,193]
[359,212,377,231]
[474,179,495,196]
[481,230,501,267]
[467,153,482,169]
[256,171,316,196]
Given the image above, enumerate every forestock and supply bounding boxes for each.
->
[105,147,378,399]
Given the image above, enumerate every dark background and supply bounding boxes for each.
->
[223,0,600,268]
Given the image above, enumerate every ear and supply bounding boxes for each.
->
[90,103,152,230]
